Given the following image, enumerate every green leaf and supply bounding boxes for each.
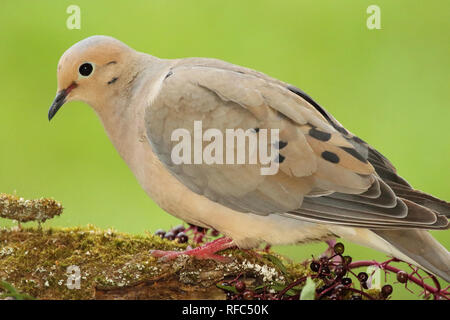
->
[299,277,316,300]
[216,283,238,294]
[0,280,18,295]
[0,281,35,300]
[254,282,299,297]
[270,282,299,296]
[264,254,288,275]
[366,266,381,290]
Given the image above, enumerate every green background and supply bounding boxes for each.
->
[0,0,448,300]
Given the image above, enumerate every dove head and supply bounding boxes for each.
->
[48,35,137,120]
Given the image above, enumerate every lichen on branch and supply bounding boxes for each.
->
[0,193,63,223]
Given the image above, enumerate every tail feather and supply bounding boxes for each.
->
[373,229,450,282]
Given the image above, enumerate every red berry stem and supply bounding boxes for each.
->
[348,259,449,300]
[317,282,340,298]
[276,275,310,299]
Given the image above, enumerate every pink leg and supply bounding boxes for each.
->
[150,237,235,263]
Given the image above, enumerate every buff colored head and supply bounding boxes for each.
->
[48,35,135,120]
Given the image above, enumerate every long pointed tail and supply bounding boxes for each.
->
[373,229,450,282]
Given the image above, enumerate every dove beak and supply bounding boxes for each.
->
[48,83,77,121]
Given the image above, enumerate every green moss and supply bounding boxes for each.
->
[0,225,190,299]
[0,225,311,299]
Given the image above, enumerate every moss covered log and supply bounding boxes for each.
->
[0,225,315,300]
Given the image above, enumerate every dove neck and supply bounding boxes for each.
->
[93,54,173,171]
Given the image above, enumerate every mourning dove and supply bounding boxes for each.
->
[49,36,450,281]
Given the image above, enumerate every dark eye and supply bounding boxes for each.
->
[79,63,93,77]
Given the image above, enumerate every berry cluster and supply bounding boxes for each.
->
[304,242,393,300]
[154,224,220,244]
[218,279,288,300]
[217,243,393,300]
[154,225,189,243]
[349,258,449,300]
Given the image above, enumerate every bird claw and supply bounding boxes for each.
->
[150,237,234,263]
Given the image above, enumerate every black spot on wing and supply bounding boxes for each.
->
[275,154,286,163]
[321,151,339,163]
[309,127,331,142]
[275,141,288,149]
[340,146,368,163]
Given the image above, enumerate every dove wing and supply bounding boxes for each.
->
[144,60,447,230]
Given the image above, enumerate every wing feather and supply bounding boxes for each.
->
[144,60,448,230]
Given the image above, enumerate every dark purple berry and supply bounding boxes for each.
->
[381,284,393,297]
[310,261,320,272]
[235,281,246,293]
[333,243,345,255]
[396,271,408,284]
[242,290,254,300]
[341,277,352,285]
[172,224,185,235]
[154,229,166,238]
[176,232,188,243]
[334,284,346,295]
[334,265,346,277]
[164,231,176,240]
[357,272,368,283]
[196,226,206,233]
[320,265,331,275]
[342,256,352,265]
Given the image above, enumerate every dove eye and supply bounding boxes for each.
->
[78,63,94,77]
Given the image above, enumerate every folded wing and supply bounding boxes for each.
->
[144,60,449,230]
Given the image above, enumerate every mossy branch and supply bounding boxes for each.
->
[0,226,313,300]
[0,193,62,223]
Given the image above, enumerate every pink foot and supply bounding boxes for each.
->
[151,237,235,263]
